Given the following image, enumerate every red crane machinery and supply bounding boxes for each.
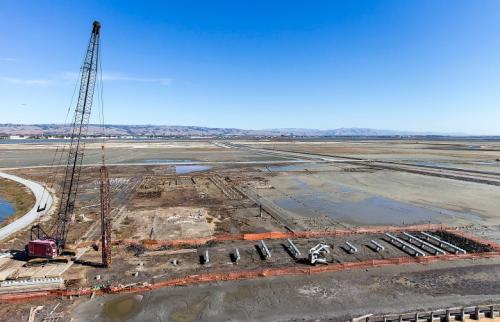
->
[28,21,111,266]
[100,150,112,267]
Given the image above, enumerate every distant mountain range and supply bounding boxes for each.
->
[0,123,469,137]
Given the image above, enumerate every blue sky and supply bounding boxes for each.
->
[1,1,500,134]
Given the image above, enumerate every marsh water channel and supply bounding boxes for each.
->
[0,196,15,222]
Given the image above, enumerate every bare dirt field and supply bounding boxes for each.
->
[0,141,291,168]
[69,258,500,322]
[0,138,499,321]
[124,207,213,240]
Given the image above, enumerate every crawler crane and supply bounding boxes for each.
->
[27,21,110,267]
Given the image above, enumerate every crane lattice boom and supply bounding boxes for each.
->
[55,21,101,249]
[29,21,101,258]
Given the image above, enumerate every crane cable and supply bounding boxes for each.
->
[97,32,106,162]
[37,53,85,227]
[37,33,90,237]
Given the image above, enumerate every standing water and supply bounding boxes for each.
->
[0,197,15,222]
[175,165,211,174]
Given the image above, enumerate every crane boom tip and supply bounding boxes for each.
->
[93,21,101,34]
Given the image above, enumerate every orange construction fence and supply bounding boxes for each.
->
[1,250,498,303]
[3,224,498,303]
[120,223,448,249]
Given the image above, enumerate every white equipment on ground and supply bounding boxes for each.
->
[308,242,330,265]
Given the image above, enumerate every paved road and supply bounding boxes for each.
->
[0,172,53,241]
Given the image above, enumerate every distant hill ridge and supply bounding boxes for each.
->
[0,123,467,137]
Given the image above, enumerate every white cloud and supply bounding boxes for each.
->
[0,71,172,87]
[61,71,172,86]
[0,76,52,85]
[101,72,172,86]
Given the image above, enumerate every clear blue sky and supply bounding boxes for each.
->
[1,1,500,134]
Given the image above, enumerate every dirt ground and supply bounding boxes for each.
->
[122,207,213,240]
[242,139,500,164]
[1,138,500,321]
[0,141,290,168]
[67,258,500,321]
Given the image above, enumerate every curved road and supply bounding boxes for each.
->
[0,172,53,241]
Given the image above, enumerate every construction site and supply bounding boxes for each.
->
[1,21,500,322]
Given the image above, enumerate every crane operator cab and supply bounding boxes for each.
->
[27,239,58,258]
